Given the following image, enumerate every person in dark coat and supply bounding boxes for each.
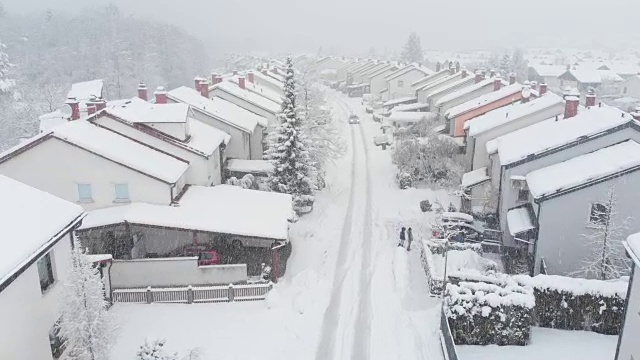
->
[398,227,406,247]
[407,227,414,251]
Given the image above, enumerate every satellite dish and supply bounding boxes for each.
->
[521,86,531,99]
[60,104,73,119]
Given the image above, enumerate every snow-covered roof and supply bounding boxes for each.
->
[0,175,84,284]
[388,111,434,124]
[416,72,463,93]
[38,110,67,133]
[346,83,368,89]
[625,232,640,267]
[369,64,398,79]
[526,140,640,199]
[252,71,284,90]
[226,159,274,174]
[67,79,104,101]
[496,105,633,166]
[434,78,495,107]
[228,75,283,104]
[427,77,476,100]
[506,207,535,236]
[411,68,451,87]
[383,96,417,108]
[461,167,490,188]
[167,86,267,132]
[106,97,189,124]
[466,92,564,137]
[212,81,281,114]
[361,63,389,76]
[186,119,231,155]
[79,185,292,240]
[446,83,524,119]
[320,69,337,75]
[529,64,566,78]
[486,139,498,155]
[52,121,189,183]
[392,102,430,112]
[561,68,623,84]
[385,64,432,81]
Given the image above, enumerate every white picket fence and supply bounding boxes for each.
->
[112,282,274,304]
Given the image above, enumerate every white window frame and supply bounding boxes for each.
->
[397,80,404,88]
[114,183,130,203]
[37,252,56,293]
[77,183,93,203]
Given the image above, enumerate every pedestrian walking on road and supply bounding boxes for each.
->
[407,227,414,251]
[398,227,406,247]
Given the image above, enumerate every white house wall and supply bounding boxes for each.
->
[370,70,397,99]
[0,233,73,360]
[499,127,640,246]
[0,138,176,210]
[471,102,565,170]
[534,170,640,276]
[621,76,640,99]
[388,69,427,100]
[617,265,640,360]
[438,85,494,123]
[209,89,277,127]
[95,117,219,186]
[189,108,253,160]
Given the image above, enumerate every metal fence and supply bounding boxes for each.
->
[112,282,274,304]
[440,308,459,360]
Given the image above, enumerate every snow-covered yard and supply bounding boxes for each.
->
[457,327,618,360]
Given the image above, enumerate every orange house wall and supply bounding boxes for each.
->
[453,91,524,137]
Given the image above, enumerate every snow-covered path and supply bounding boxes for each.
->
[315,92,445,360]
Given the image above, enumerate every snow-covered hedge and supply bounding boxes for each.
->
[513,274,628,335]
[420,242,444,294]
[445,281,534,346]
[426,239,483,256]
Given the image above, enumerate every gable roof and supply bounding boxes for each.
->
[529,64,566,78]
[67,79,104,101]
[369,64,399,79]
[446,83,524,119]
[434,78,496,107]
[411,68,453,87]
[228,75,283,104]
[0,175,84,288]
[362,63,390,77]
[416,72,464,93]
[107,97,190,124]
[496,105,634,166]
[210,81,281,114]
[466,92,563,136]
[167,86,267,132]
[386,64,432,81]
[426,76,476,100]
[252,70,284,90]
[526,140,640,200]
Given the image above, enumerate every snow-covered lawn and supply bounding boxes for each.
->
[457,327,618,360]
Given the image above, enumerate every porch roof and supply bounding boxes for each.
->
[507,207,536,236]
[461,167,490,189]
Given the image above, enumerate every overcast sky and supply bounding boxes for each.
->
[3,0,640,55]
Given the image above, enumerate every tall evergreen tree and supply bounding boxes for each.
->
[58,242,114,360]
[510,48,528,82]
[265,56,315,209]
[400,32,424,64]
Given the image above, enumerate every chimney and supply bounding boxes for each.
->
[449,66,456,75]
[233,69,238,75]
[87,104,97,116]
[211,73,219,85]
[564,96,580,119]
[455,61,461,73]
[489,69,496,78]
[199,80,209,98]
[436,62,441,72]
[509,72,517,85]
[238,76,246,89]
[585,89,597,108]
[95,98,106,112]
[155,86,167,104]
[66,97,80,120]
[261,69,268,76]
[530,81,538,91]
[195,77,202,92]
[137,83,148,101]
[248,71,255,84]
[539,83,548,96]
[461,69,468,78]
[494,77,502,91]
[632,106,640,121]
[474,70,484,83]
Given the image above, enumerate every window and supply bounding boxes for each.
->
[397,80,404,88]
[623,87,628,94]
[49,319,65,359]
[114,183,130,202]
[517,189,530,202]
[37,253,55,293]
[77,183,92,202]
[589,202,610,226]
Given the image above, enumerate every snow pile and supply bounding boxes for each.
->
[526,140,640,199]
[445,281,534,345]
[513,274,627,335]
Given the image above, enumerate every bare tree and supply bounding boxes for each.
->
[572,186,631,280]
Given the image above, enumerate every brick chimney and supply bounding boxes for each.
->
[509,72,517,85]
[494,77,502,91]
[455,61,461,73]
[585,89,597,108]
[66,98,80,120]
[461,69,468,78]
[155,86,167,104]
[137,83,148,101]
[449,65,456,75]
[95,98,106,112]
[564,96,580,119]
[238,76,246,89]
[539,83,548,96]
[211,73,218,85]
[248,71,255,84]
[87,104,97,116]
[474,70,484,84]
[195,77,202,92]
[199,80,209,98]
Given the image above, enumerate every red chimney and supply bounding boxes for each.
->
[564,96,580,119]
[585,89,597,108]
[539,83,548,96]
[248,71,255,84]
[155,86,167,104]
[87,104,97,116]
[95,98,106,112]
[494,77,502,91]
[211,73,219,85]
[199,80,209,98]
[66,98,80,120]
[238,76,246,89]
[509,73,517,85]
[474,71,484,83]
[137,83,148,101]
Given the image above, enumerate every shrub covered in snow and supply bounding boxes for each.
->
[419,199,432,212]
[445,281,534,346]
[513,274,627,335]
[426,239,483,256]
[226,174,257,190]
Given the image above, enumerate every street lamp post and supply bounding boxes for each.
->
[441,239,450,312]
